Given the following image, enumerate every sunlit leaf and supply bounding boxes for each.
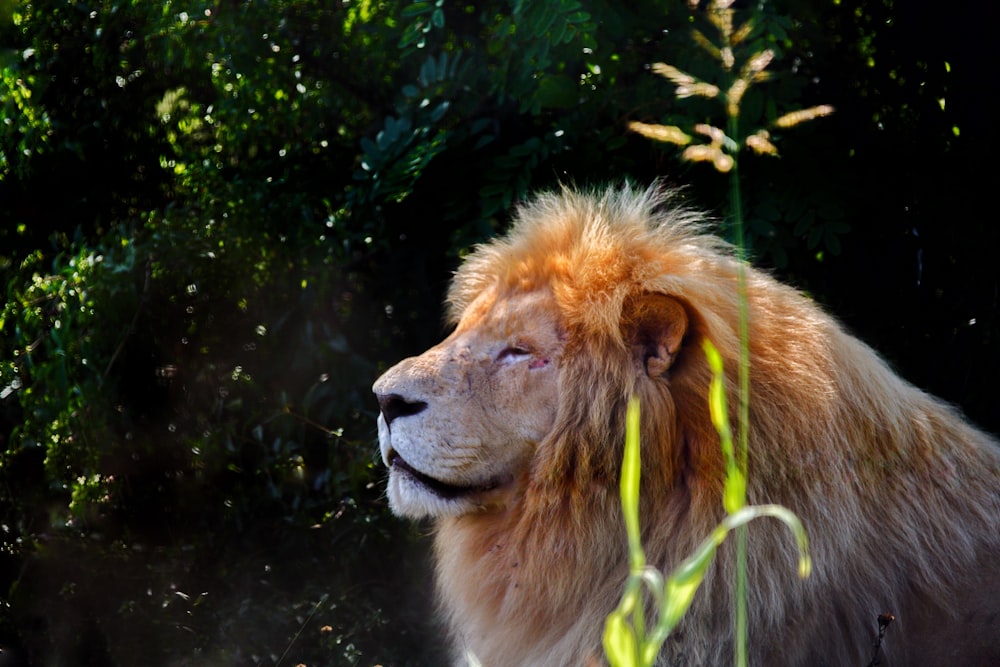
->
[603,610,639,667]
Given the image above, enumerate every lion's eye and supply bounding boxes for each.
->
[496,346,532,364]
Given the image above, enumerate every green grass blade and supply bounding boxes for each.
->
[603,609,639,667]
[622,397,645,572]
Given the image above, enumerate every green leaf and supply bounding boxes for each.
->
[659,551,713,631]
[603,610,639,667]
[703,339,744,512]
[400,2,432,18]
[430,101,450,122]
[792,210,815,236]
[725,505,813,579]
[622,397,645,572]
[723,467,747,515]
[533,74,579,110]
[473,134,495,149]
[824,229,842,255]
[807,225,823,249]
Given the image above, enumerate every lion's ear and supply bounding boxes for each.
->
[623,294,689,378]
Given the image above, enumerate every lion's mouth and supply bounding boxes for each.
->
[389,451,509,500]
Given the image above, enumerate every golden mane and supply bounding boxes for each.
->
[402,184,1000,665]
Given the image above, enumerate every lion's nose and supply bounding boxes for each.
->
[377,393,428,426]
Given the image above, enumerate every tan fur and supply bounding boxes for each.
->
[374,185,1000,666]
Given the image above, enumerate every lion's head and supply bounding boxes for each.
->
[374,186,706,522]
[373,288,565,519]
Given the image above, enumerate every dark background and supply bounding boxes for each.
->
[1,1,996,664]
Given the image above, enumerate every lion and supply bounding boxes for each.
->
[373,185,1000,666]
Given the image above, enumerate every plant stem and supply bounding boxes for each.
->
[728,109,750,667]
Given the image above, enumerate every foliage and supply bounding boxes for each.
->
[0,1,689,662]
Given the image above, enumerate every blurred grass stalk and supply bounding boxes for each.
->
[607,1,830,664]
[603,380,811,667]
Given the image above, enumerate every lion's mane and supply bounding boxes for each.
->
[431,185,1000,666]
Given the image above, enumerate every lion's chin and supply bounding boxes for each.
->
[386,452,513,519]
